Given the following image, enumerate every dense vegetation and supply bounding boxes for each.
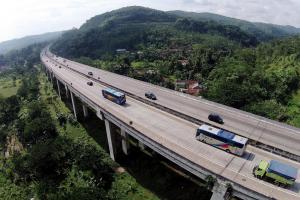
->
[0,67,113,199]
[52,6,300,127]
[204,36,300,122]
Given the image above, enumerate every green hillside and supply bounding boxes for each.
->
[52,6,258,58]
[81,6,177,31]
[0,31,64,55]
[168,10,300,41]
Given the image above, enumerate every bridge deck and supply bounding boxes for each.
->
[42,54,300,200]
[49,53,300,159]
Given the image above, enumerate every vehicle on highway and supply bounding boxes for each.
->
[87,81,93,86]
[88,72,93,76]
[196,124,248,156]
[145,92,157,100]
[208,113,224,124]
[253,160,298,187]
[102,88,126,105]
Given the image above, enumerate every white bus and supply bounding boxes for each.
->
[196,124,248,156]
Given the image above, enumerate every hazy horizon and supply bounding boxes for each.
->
[1,0,300,43]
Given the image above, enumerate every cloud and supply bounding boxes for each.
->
[173,0,300,26]
[0,0,299,42]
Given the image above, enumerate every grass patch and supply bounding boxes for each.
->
[287,90,300,127]
[0,172,33,200]
[0,78,21,98]
[131,61,147,69]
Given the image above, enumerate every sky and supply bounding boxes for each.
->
[1,0,300,42]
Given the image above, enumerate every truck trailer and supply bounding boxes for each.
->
[253,160,298,187]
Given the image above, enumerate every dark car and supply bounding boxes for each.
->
[145,92,157,100]
[87,81,93,86]
[59,66,61,68]
[208,113,224,124]
[88,72,93,76]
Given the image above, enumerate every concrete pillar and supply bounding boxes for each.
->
[96,110,103,120]
[50,72,53,84]
[82,104,88,118]
[65,84,69,98]
[70,92,77,119]
[105,119,116,161]
[56,79,61,98]
[46,70,50,80]
[210,181,228,200]
[138,141,145,150]
[121,128,129,155]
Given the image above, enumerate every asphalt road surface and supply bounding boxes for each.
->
[48,52,300,157]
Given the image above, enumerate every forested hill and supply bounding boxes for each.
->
[0,31,64,55]
[52,6,259,58]
[168,10,300,41]
[80,6,177,31]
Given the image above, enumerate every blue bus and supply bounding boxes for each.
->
[196,124,248,156]
[102,88,126,105]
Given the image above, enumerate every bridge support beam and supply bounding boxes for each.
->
[210,181,229,200]
[121,128,129,155]
[105,119,116,161]
[56,79,61,98]
[70,92,77,120]
[82,104,88,118]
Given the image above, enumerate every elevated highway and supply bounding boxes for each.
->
[47,51,300,162]
[41,49,300,200]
